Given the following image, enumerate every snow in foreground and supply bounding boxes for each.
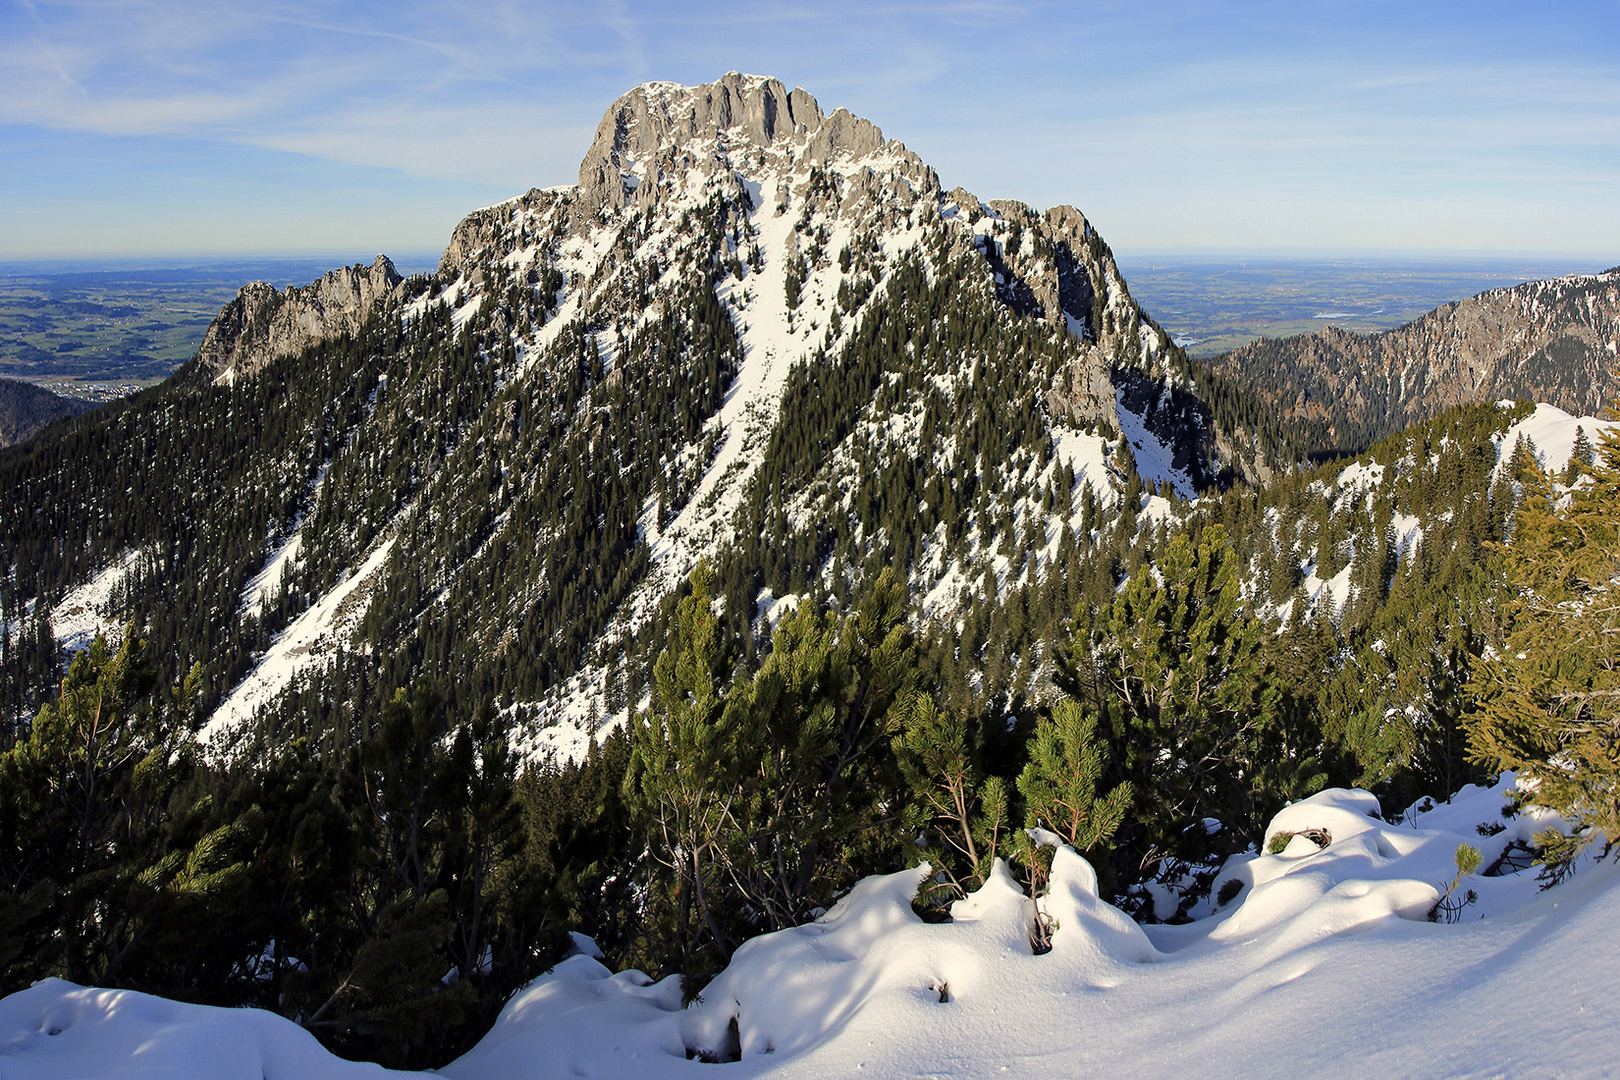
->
[3,777,1615,1079]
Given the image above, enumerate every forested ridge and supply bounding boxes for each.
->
[1205,269,1620,457]
[1,364,1607,1066]
[0,378,89,449]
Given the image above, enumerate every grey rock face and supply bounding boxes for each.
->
[196,255,403,382]
[804,108,883,165]
[430,74,945,283]
[572,72,945,228]
[439,188,571,283]
[577,72,824,222]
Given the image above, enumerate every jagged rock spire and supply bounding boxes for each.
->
[577,73,823,219]
[195,255,402,383]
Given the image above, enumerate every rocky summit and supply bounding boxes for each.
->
[195,254,404,382]
[12,74,1255,763]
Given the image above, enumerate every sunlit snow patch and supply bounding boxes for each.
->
[0,979,410,1080]
[203,535,396,749]
[1493,402,1617,480]
[1115,388,1196,499]
[49,549,141,654]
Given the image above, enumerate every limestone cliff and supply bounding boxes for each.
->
[195,255,403,382]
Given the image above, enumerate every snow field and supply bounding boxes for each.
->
[1492,402,1617,481]
[5,776,1615,1079]
[46,549,140,655]
[1115,386,1197,500]
[203,533,397,748]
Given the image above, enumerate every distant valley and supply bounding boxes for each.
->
[1118,255,1608,355]
[0,377,89,446]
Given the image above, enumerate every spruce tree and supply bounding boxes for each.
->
[1566,426,1595,485]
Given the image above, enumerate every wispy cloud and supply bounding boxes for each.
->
[1,0,1616,255]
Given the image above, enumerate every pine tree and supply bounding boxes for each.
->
[1505,434,1541,483]
[1468,445,1620,871]
[893,692,1005,897]
[1091,524,1281,874]
[622,566,737,978]
[0,624,254,989]
[717,570,915,932]
[1017,700,1131,856]
[1566,426,1595,485]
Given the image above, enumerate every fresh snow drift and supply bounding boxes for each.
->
[4,777,1615,1079]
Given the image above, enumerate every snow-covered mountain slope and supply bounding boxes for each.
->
[3,74,1607,772]
[201,532,395,743]
[4,777,1613,1080]
[1491,401,1618,481]
[44,550,140,654]
[167,73,1232,754]
[1221,399,1615,629]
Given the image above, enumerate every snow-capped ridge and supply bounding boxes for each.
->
[1492,401,1617,480]
[181,73,1236,758]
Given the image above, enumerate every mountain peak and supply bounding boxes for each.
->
[575,73,906,221]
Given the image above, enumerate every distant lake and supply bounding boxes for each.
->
[1113,254,1612,356]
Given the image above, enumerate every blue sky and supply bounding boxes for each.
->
[3,0,1617,261]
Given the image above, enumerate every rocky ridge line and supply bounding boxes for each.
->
[1210,269,1620,448]
[194,255,404,383]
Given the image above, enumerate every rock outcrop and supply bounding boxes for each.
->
[195,255,403,382]
[576,73,822,222]
[570,72,939,229]
[439,188,570,283]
